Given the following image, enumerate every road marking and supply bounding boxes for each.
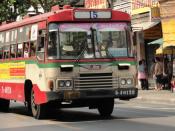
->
[0,113,82,130]
[42,120,82,130]
[133,106,175,110]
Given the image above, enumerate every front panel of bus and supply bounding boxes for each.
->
[44,20,137,101]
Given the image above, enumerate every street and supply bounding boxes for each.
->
[0,100,175,131]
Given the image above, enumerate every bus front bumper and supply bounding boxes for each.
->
[46,87,138,102]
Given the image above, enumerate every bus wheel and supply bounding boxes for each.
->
[31,89,47,119]
[0,98,10,112]
[97,98,114,117]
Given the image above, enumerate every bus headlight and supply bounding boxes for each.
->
[65,80,71,87]
[121,79,126,85]
[126,78,132,85]
[58,80,72,88]
[59,80,65,87]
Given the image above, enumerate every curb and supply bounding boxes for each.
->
[136,96,175,104]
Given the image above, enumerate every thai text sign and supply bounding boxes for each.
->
[0,62,25,79]
[85,0,108,9]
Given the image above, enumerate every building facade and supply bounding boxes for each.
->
[114,0,162,75]
[159,0,175,48]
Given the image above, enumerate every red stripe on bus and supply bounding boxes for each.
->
[9,68,25,76]
[33,84,47,104]
[0,82,24,102]
[0,82,47,104]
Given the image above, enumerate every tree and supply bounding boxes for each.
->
[0,0,84,23]
[0,0,16,22]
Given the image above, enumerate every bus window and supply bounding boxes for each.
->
[48,31,58,59]
[0,47,3,59]
[17,43,23,57]
[24,42,29,58]
[30,42,36,57]
[48,40,57,57]
[37,30,45,52]
[59,31,89,59]
[10,44,17,58]
[3,46,10,59]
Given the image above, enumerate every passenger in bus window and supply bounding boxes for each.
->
[17,43,23,57]
[4,51,9,59]
[24,43,29,58]
[48,41,57,57]
[10,45,17,58]
[30,42,36,56]
[3,46,10,59]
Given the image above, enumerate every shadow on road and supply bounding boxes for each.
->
[6,102,175,122]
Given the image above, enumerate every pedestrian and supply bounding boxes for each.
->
[163,58,172,89]
[138,60,148,90]
[150,58,156,89]
[142,59,149,90]
[154,57,163,90]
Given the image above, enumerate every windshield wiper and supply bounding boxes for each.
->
[74,39,88,65]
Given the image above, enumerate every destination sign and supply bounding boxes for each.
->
[74,10,111,19]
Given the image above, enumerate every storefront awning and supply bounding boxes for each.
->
[163,41,175,48]
[148,38,163,45]
[132,21,160,32]
[156,45,175,54]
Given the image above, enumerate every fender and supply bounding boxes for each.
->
[32,84,48,104]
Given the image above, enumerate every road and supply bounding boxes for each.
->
[0,100,175,131]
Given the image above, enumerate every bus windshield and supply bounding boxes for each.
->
[48,22,132,59]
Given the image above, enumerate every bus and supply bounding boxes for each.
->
[0,5,138,119]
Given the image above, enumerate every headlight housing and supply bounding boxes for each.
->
[121,79,126,85]
[58,80,72,88]
[120,78,133,85]
[126,78,132,85]
[59,80,65,87]
[65,80,71,87]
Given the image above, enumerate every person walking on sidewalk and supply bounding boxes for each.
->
[150,58,156,89]
[154,57,163,90]
[138,60,148,90]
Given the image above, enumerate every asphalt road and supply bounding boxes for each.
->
[0,100,175,131]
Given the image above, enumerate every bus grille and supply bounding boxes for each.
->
[74,73,118,89]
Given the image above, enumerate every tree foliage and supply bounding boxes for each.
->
[0,0,82,23]
[0,0,16,22]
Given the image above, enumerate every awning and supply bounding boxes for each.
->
[132,21,160,32]
[156,45,175,54]
[163,41,175,48]
[148,38,163,45]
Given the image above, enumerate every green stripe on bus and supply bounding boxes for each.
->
[0,59,136,68]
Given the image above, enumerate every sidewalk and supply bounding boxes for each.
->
[136,89,175,104]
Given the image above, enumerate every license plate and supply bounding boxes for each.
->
[115,89,136,96]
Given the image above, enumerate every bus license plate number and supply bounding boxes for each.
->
[117,89,136,96]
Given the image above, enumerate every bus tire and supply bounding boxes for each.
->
[24,80,33,112]
[0,98,10,112]
[97,98,114,117]
[31,89,47,119]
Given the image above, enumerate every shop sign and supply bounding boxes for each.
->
[162,19,175,44]
[85,0,108,9]
[151,7,160,20]
[132,0,159,10]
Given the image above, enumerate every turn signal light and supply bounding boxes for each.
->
[48,80,54,91]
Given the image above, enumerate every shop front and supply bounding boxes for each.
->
[159,0,175,92]
[132,6,162,76]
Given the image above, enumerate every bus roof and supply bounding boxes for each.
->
[48,8,131,23]
[0,8,130,32]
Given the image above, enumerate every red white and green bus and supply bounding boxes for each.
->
[0,5,138,119]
